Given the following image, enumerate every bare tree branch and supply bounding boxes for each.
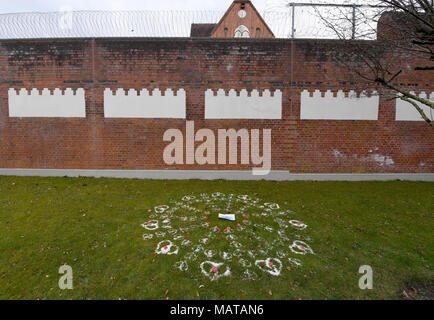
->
[376,77,434,109]
[399,95,433,126]
[307,0,434,127]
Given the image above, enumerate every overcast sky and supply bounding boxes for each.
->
[0,0,372,14]
[0,0,273,14]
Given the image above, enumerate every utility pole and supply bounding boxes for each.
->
[291,3,295,38]
[351,5,356,39]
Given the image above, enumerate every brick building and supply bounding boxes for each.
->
[0,1,432,180]
[191,0,275,39]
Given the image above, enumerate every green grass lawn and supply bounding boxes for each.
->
[0,176,432,300]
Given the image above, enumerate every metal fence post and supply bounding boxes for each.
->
[351,5,356,39]
[291,3,295,39]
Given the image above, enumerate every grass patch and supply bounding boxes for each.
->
[0,176,432,300]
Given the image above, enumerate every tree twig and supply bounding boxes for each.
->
[399,95,433,126]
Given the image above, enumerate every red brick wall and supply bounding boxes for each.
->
[0,38,432,173]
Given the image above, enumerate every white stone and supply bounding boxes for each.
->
[8,88,85,118]
[300,90,379,120]
[104,88,186,118]
[205,89,282,119]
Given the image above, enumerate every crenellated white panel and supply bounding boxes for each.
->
[8,88,86,118]
[205,89,282,120]
[300,90,379,120]
[395,92,433,121]
[104,88,186,119]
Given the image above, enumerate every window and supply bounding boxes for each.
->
[234,25,250,38]
[224,27,228,37]
[256,27,261,36]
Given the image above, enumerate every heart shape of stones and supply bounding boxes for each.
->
[264,203,280,210]
[220,251,232,260]
[289,241,314,255]
[242,269,258,281]
[289,220,307,230]
[182,195,195,201]
[204,249,215,258]
[238,194,250,200]
[239,258,251,267]
[255,258,282,276]
[155,240,179,255]
[288,258,303,267]
[174,261,188,271]
[141,220,159,231]
[154,205,169,213]
[212,192,224,198]
[200,261,231,281]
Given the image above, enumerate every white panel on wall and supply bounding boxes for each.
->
[205,89,282,120]
[8,88,86,118]
[395,91,433,121]
[300,90,379,120]
[104,88,186,119]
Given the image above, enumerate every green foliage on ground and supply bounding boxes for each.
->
[0,176,432,300]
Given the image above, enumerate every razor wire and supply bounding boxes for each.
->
[0,5,387,40]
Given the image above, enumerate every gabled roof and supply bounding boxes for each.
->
[210,0,275,38]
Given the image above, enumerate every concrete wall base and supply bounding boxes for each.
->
[0,169,433,181]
